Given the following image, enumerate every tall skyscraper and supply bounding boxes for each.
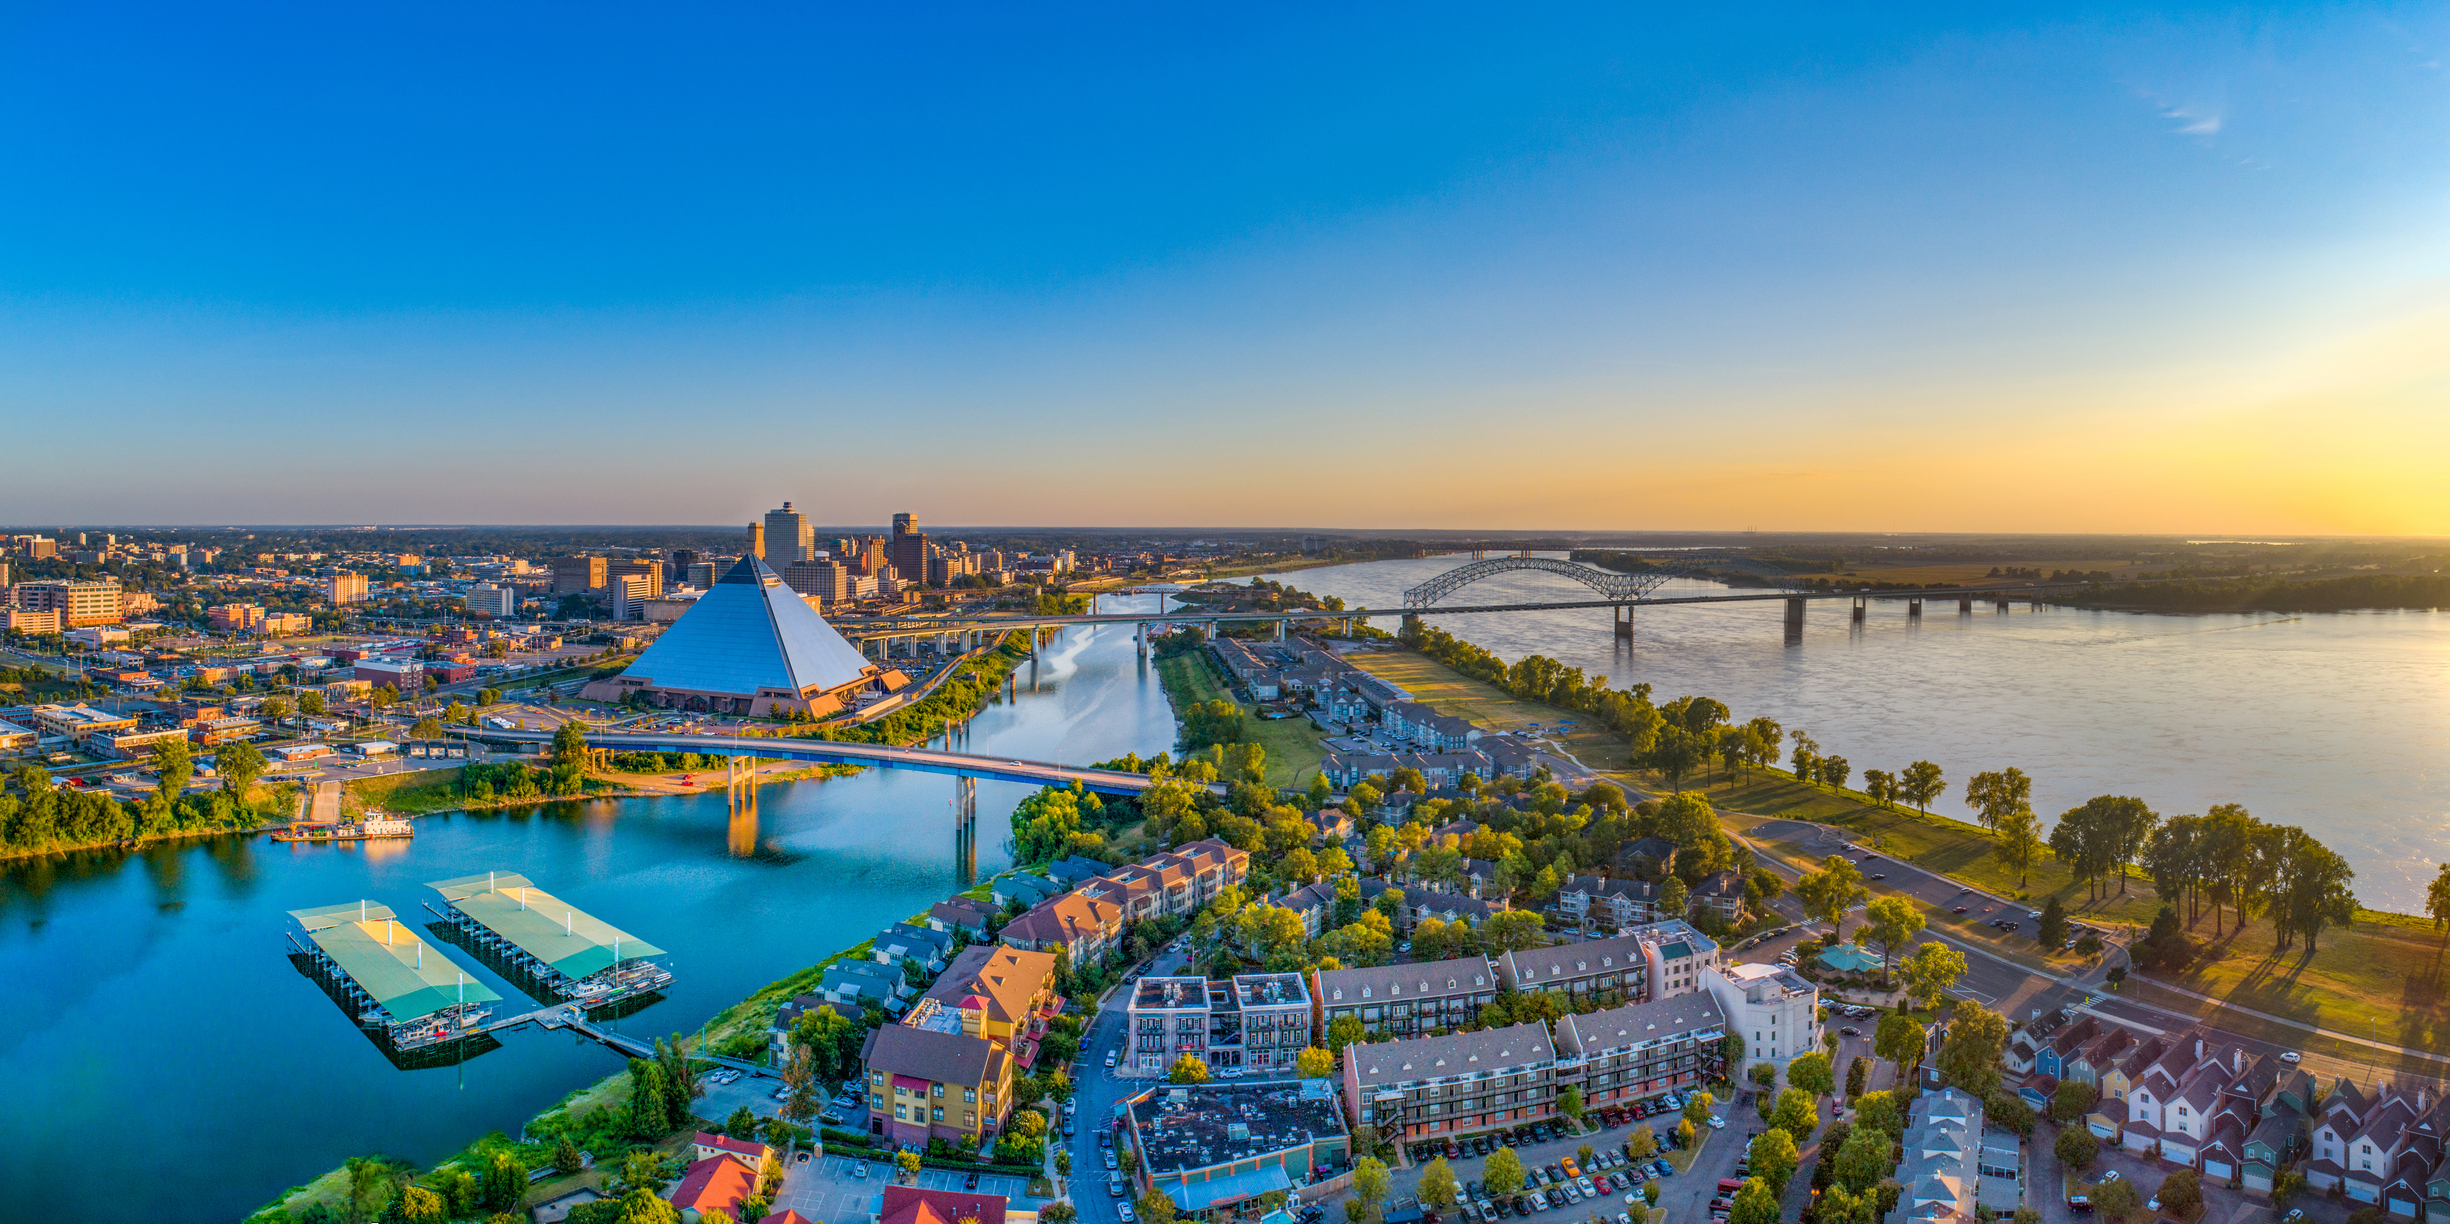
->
[747,521,765,559]
[766,502,816,566]
[889,512,930,583]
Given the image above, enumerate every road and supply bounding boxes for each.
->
[1061,944,1201,1224]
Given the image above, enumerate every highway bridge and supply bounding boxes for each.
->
[458,725,1216,798]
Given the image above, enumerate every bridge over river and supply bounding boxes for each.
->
[460,726,1219,798]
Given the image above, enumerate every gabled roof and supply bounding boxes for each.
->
[619,555,874,697]
[670,1154,758,1215]
[1349,1020,1555,1088]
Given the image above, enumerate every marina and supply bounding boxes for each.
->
[285,901,501,1053]
[423,871,673,1007]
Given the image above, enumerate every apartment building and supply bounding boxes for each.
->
[550,556,605,596]
[1887,1087,1988,1224]
[324,572,371,605]
[1552,993,1727,1109]
[918,944,1060,1047]
[1076,838,1252,922]
[1495,920,1715,1007]
[1311,956,1499,1039]
[1548,874,1662,931]
[1125,972,1312,1077]
[999,890,1125,965]
[1343,1020,1559,1141]
[1702,960,1821,1068]
[1126,1081,1351,1217]
[861,1023,1017,1147]
[466,583,517,618]
[1361,879,1507,932]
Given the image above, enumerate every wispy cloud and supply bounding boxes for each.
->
[2165,106,2222,135]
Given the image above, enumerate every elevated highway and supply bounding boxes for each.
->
[458,726,1216,798]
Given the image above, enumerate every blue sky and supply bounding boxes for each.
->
[5,3,2448,530]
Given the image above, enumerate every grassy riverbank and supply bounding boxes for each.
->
[1694,767,2448,1051]
[1343,647,1637,772]
[1154,648,1330,789]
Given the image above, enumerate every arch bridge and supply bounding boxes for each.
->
[1400,554,1765,610]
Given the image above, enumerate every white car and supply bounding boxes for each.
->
[1707,1116,1725,1130]
[2280,1051,2303,1064]
[1119,1205,1136,1222]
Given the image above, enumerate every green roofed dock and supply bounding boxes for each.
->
[423,872,673,1007]
[287,901,500,1051]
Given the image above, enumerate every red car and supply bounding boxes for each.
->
[1630,1104,1646,1119]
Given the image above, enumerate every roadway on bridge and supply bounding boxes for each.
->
[466,726,1211,797]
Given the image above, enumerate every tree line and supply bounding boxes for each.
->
[3,738,277,857]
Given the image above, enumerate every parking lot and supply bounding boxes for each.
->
[1371,1091,1737,1224]
[771,1152,1045,1222]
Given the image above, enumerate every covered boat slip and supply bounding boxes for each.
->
[286,901,500,1050]
[425,872,673,1003]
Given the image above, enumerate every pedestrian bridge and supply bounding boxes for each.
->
[459,727,1213,798]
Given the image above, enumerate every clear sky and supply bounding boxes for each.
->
[5,3,2447,532]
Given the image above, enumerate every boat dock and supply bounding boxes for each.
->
[424,871,674,1007]
[286,901,501,1053]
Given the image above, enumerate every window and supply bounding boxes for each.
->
[965,1089,978,1102]
[934,1107,946,1121]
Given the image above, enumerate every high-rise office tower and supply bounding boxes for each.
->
[889,512,930,583]
[766,502,816,566]
[747,521,765,559]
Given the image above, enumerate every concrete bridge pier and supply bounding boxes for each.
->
[1959,597,1974,614]
[1275,619,1286,641]
[1994,598,2012,613]
[1135,622,1147,659]
[1201,621,1214,642]
[1908,598,1923,618]
[1783,597,1806,639]
[1612,604,1633,640]
[1851,597,1867,623]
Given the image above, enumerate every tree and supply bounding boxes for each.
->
[1851,1090,1902,1140]
[1899,941,1967,1011]
[1658,875,1690,920]
[2052,1079,2099,1125]
[2038,896,2069,949]
[1845,1055,1869,1100]
[1787,1051,1836,1100]
[1168,1054,1210,1083]
[2430,863,2450,949]
[1750,1126,1800,1191]
[218,739,268,801]
[551,719,589,767]
[1296,1046,1335,1078]
[626,1059,669,1139]
[1963,768,2032,832]
[1353,1156,1391,1213]
[1727,1179,1779,1224]
[1862,896,1925,980]
[2157,1168,2203,1217]
[411,715,447,739]
[897,1151,921,1179]
[1833,1123,1890,1193]
[1483,1146,1526,1196]
[1626,1126,1656,1162]
[1418,1156,1459,1209]
[1796,856,1868,942]
[1479,910,1549,953]
[1997,805,2044,888]
[151,736,194,800]
[482,1151,528,1212]
[1874,1011,1926,1080]
[1771,1087,1817,1138]
[1557,1086,1585,1127]
[1985,1090,2036,1138]
[782,1046,819,1126]
[2091,1176,2142,1224]
[1934,1004,2009,1098]
[1899,761,1945,814]
[1136,1191,1178,1224]
[1683,1090,1716,1124]
[395,1185,448,1224]
[1327,1014,1366,1053]
[551,1138,584,1176]
[1748,1062,1777,1090]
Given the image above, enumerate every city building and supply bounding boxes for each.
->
[1311,956,1499,1040]
[15,579,124,626]
[3,607,60,635]
[1887,1087,1987,1224]
[890,512,930,583]
[1125,1080,1351,1215]
[764,502,817,565]
[916,944,1061,1048]
[324,572,371,605]
[1360,880,1506,932]
[466,583,517,618]
[209,603,267,632]
[354,658,424,693]
[1552,992,1728,1108]
[1342,1020,1558,1141]
[611,573,654,621]
[0,719,39,755]
[669,1148,760,1222]
[1076,839,1254,921]
[1124,972,1312,1077]
[263,612,311,636]
[861,1021,1018,1148]
[783,559,849,605]
[1495,932,1652,1005]
[997,890,1125,965]
[28,703,139,741]
[1701,960,1821,1068]
[577,555,899,717]
[550,556,606,596]
[607,559,664,601]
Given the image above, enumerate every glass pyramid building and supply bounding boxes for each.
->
[580,555,889,717]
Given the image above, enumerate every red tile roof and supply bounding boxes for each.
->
[669,1154,758,1217]
[879,1185,1011,1224]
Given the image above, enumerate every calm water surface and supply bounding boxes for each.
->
[0,599,1176,1223]
[1267,555,2450,912]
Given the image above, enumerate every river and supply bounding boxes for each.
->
[1264,554,2450,914]
[0,596,1179,1224]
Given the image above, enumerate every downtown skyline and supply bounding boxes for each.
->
[4,4,2449,533]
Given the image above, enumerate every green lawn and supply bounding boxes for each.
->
[1156,650,1329,790]
[1345,649,1636,772]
